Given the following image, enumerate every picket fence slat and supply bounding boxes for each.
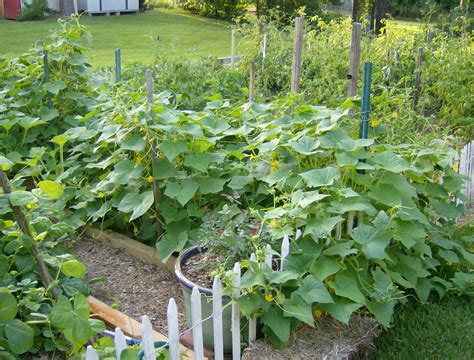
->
[280,235,290,271]
[142,315,156,360]
[232,262,241,360]
[114,327,127,358]
[212,276,224,360]
[86,345,99,360]
[167,298,180,360]
[248,253,258,343]
[191,287,205,359]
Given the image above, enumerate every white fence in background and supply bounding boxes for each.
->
[85,237,293,360]
[459,140,473,208]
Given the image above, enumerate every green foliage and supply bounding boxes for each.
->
[180,0,247,19]
[17,0,49,21]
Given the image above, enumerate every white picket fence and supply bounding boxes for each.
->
[459,140,474,208]
[85,236,294,360]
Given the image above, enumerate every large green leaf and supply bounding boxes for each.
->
[164,179,200,206]
[393,221,426,249]
[368,183,402,207]
[366,300,395,327]
[118,191,155,221]
[351,224,392,259]
[295,275,334,304]
[288,136,320,155]
[323,242,358,257]
[197,177,227,194]
[61,260,86,279]
[120,134,145,152]
[291,190,329,208]
[319,300,363,324]
[38,180,63,200]
[0,292,18,321]
[184,152,225,172]
[262,307,291,343]
[310,256,340,281]
[43,80,67,95]
[5,320,34,354]
[238,293,261,317]
[304,216,343,237]
[158,140,187,162]
[328,198,377,216]
[64,316,91,347]
[331,273,366,304]
[113,160,143,185]
[319,129,372,151]
[9,191,37,206]
[370,151,411,173]
[50,296,74,329]
[283,293,314,325]
[430,199,462,218]
[227,175,254,190]
[300,166,341,188]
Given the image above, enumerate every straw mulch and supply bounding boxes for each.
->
[242,314,380,360]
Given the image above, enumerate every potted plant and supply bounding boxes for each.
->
[175,204,273,352]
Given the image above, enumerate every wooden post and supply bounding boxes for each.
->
[347,22,362,97]
[191,287,204,359]
[249,61,256,102]
[145,70,163,240]
[167,299,180,360]
[232,263,241,360]
[291,17,304,93]
[212,277,224,360]
[231,29,236,67]
[413,47,424,110]
[115,48,121,83]
[261,33,267,70]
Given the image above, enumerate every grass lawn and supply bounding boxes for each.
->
[0,9,234,66]
[373,295,474,359]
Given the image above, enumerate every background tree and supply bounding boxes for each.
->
[60,0,75,16]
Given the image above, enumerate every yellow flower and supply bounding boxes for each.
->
[270,219,277,228]
[134,155,143,165]
[249,154,256,160]
[370,119,380,128]
[146,175,154,183]
[391,112,398,119]
[98,192,105,198]
[447,261,452,266]
[172,135,178,143]
[133,118,139,124]
[452,163,459,171]
[271,160,279,172]
[26,203,37,210]
[264,293,273,302]
[313,309,323,318]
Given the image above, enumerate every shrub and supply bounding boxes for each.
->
[17,0,49,21]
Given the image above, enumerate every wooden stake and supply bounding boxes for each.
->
[231,29,236,68]
[291,17,304,93]
[347,22,362,97]
[249,61,256,102]
[145,70,163,240]
[413,47,424,110]
[0,168,58,300]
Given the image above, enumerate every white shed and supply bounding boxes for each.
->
[78,0,139,14]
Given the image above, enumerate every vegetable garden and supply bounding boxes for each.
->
[0,11,472,359]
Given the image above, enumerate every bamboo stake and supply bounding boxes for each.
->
[0,168,58,300]
[413,47,424,110]
[249,61,256,102]
[231,29,236,68]
[291,17,304,93]
[145,70,163,240]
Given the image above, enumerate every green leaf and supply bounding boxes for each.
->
[368,183,402,207]
[331,272,366,304]
[394,221,426,249]
[304,216,343,237]
[5,319,34,354]
[262,307,291,343]
[159,140,187,162]
[370,151,411,173]
[439,249,459,263]
[73,293,90,318]
[283,293,314,325]
[227,175,254,190]
[9,191,37,206]
[0,155,13,171]
[39,107,59,122]
[156,230,188,262]
[430,199,462,219]
[320,129,372,151]
[300,166,341,188]
[117,191,154,221]
[52,133,71,147]
[296,275,334,304]
[120,134,145,152]
[351,224,392,259]
[0,292,18,321]
[288,136,320,155]
[113,160,143,185]
[328,198,377,216]
[323,242,358,257]
[319,300,363,324]
[152,158,177,180]
[61,260,86,279]
[38,180,63,200]
[238,293,261,317]
[64,316,91,347]
[266,270,299,284]
[184,153,225,172]
[44,80,67,95]
[197,177,227,194]
[164,179,200,206]
[366,300,395,327]
[291,190,329,208]
[310,256,340,281]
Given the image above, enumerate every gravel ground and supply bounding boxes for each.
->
[73,237,187,334]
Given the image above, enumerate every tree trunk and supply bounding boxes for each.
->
[374,0,388,35]
[352,0,363,22]
[60,0,75,16]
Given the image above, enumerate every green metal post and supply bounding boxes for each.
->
[115,48,121,83]
[43,50,52,109]
[359,62,373,140]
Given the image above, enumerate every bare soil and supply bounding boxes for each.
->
[181,251,218,289]
[73,237,187,334]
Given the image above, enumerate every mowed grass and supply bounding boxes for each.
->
[0,9,234,66]
[373,295,474,360]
